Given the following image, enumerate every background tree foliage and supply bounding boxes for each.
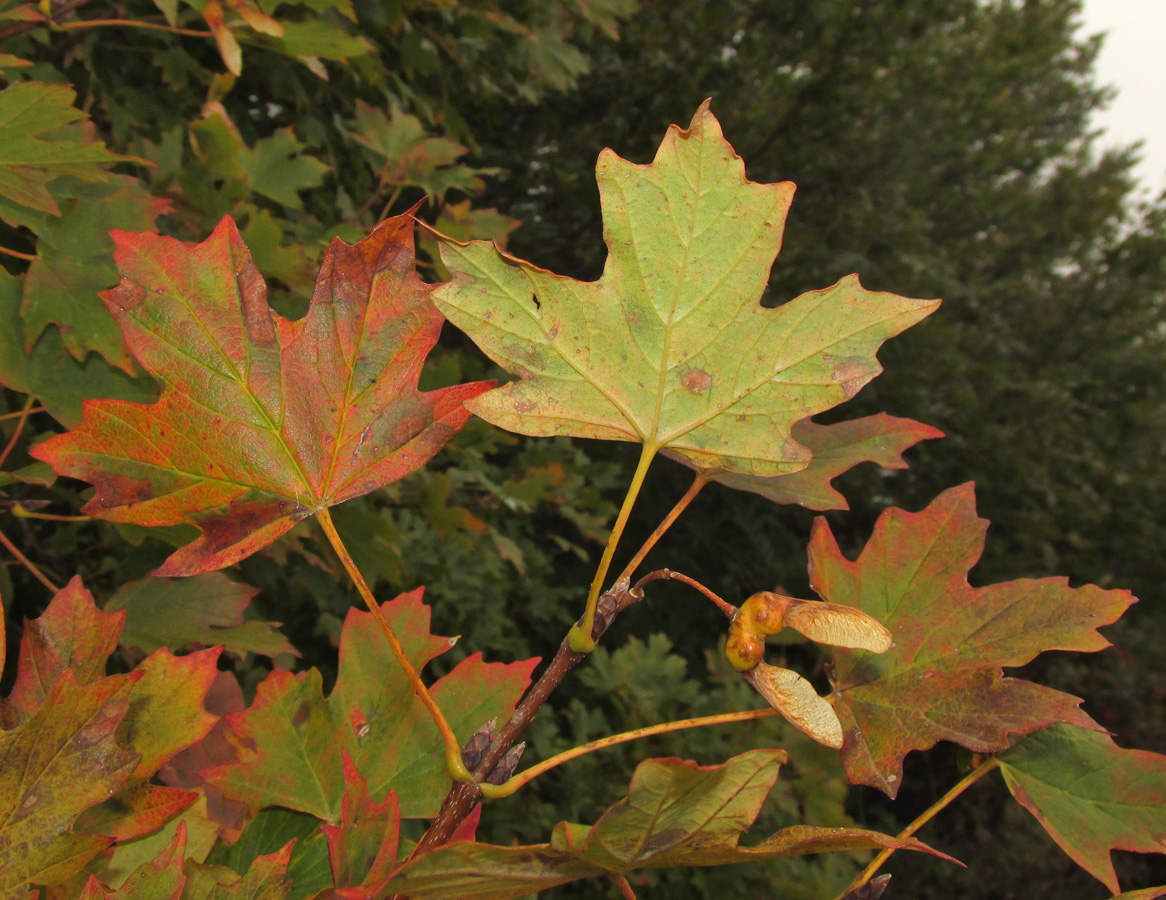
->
[1,0,1163,897]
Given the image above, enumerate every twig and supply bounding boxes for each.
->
[0,245,34,261]
[0,0,98,41]
[348,178,397,225]
[412,488,729,854]
[59,18,213,37]
[0,397,35,471]
[0,528,59,593]
[376,184,405,223]
[633,567,737,619]
[412,567,737,854]
[0,406,46,422]
[412,580,643,856]
[10,507,90,522]
[487,707,779,796]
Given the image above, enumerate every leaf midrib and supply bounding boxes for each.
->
[125,240,320,508]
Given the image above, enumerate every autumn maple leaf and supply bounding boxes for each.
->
[434,102,939,480]
[810,484,1134,796]
[33,211,491,574]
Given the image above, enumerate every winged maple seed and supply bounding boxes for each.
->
[726,591,892,748]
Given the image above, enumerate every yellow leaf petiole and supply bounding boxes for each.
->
[477,707,781,799]
[569,443,657,653]
[316,507,489,790]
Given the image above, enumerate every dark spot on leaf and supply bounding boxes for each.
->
[679,369,712,395]
[71,698,128,752]
[515,399,537,414]
[643,827,687,853]
[830,358,874,399]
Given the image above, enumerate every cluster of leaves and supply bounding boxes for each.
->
[0,0,634,423]
[2,80,1165,899]
[0,0,632,686]
[3,2,1166,899]
[459,9,1166,890]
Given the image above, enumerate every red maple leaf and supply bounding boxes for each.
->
[809,483,1135,796]
[33,211,491,574]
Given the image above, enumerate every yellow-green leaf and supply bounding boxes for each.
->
[436,102,939,478]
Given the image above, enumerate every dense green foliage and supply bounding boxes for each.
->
[2,1,1165,898]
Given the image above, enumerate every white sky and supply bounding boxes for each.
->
[1079,0,1166,197]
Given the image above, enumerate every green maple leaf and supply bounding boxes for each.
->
[0,270,157,428]
[435,102,939,479]
[21,176,171,373]
[32,211,492,575]
[808,483,1135,796]
[238,128,329,211]
[347,101,495,201]
[998,724,1166,894]
[204,589,539,819]
[76,822,186,899]
[106,573,297,660]
[206,807,331,899]
[0,82,133,224]
[207,842,294,900]
[381,750,952,899]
